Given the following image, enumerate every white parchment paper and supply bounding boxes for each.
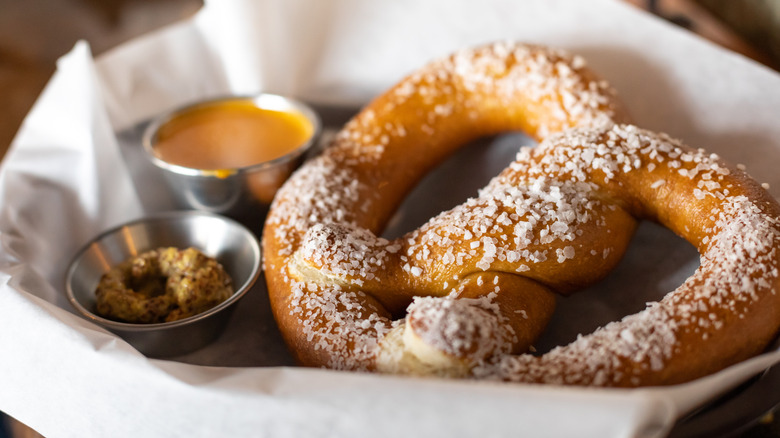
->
[1,1,780,437]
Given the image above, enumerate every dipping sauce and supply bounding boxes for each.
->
[152,100,315,170]
[95,247,234,324]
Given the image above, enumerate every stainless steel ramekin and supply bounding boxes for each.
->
[65,211,261,357]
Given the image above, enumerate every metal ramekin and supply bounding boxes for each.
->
[65,211,262,357]
[141,94,321,219]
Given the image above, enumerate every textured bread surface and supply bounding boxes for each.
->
[262,42,780,387]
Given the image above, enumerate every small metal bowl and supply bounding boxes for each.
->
[65,211,261,357]
[141,94,321,219]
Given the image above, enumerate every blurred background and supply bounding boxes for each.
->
[0,0,778,436]
[0,0,203,158]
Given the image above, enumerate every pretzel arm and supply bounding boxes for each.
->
[374,271,557,376]
[267,266,395,370]
[470,126,780,386]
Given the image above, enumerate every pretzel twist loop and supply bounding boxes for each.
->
[262,42,780,386]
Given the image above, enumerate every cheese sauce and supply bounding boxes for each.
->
[153,100,314,170]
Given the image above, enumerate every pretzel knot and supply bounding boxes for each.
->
[262,42,780,386]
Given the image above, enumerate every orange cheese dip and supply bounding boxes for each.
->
[153,100,314,170]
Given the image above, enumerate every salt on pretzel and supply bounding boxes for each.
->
[261,42,780,386]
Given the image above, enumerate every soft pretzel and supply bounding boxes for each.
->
[261,42,780,387]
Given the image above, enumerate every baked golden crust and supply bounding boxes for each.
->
[261,41,780,386]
